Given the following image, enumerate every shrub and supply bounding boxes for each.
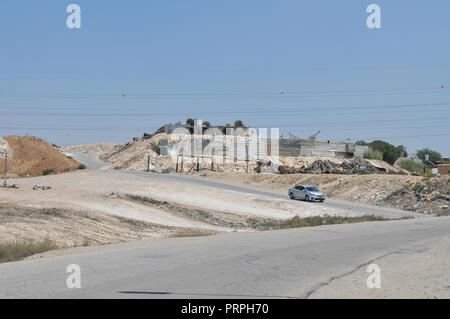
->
[171,229,217,238]
[399,159,424,173]
[369,140,401,164]
[364,149,383,161]
[77,164,87,170]
[234,120,244,127]
[385,187,409,201]
[0,239,58,263]
[42,168,56,176]
[203,121,211,128]
[413,183,425,193]
[417,148,442,164]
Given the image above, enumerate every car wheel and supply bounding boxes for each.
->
[305,195,310,202]
[289,192,295,200]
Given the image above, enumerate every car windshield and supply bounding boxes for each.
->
[306,187,319,192]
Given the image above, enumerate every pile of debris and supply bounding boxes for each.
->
[100,134,182,172]
[98,132,408,175]
[278,159,407,175]
[385,177,449,215]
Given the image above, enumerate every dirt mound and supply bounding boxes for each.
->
[0,136,79,177]
[101,134,181,171]
[62,143,117,154]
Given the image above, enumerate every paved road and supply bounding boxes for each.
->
[66,152,112,171]
[1,217,449,298]
[70,151,423,219]
[130,171,422,219]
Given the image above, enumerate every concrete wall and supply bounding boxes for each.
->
[283,139,368,158]
[161,134,369,160]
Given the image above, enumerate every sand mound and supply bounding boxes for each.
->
[0,136,80,177]
[61,143,118,154]
[101,134,180,171]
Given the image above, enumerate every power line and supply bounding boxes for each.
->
[0,86,448,99]
[1,102,449,117]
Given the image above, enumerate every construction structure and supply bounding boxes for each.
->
[152,121,368,160]
[437,164,450,175]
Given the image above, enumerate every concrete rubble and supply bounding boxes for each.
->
[278,159,406,175]
[385,177,449,215]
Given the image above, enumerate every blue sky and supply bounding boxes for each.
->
[0,0,449,155]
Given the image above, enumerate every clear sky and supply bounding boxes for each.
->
[0,0,449,155]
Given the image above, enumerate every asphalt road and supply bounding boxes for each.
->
[130,171,422,219]
[69,151,423,219]
[1,216,449,298]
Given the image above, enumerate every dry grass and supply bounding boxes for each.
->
[247,215,413,231]
[0,239,59,263]
[436,210,450,217]
[170,229,217,238]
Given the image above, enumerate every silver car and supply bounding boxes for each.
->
[288,185,326,202]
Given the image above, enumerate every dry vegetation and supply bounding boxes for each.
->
[0,239,58,263]
[0,206,177,248]
[247,214,412,231]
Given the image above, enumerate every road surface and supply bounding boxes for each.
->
[70,151,422,219]
[1,216,449,298]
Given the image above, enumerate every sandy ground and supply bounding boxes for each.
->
[187,171,425,205]
[0,206,174,247]
[0,170,355,246]
[310,236,450,298]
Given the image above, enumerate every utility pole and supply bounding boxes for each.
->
[1,152,7,187]
[245,145,249,173]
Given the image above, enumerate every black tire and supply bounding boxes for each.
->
[305,195,310,202]
[289,192,295,200]
[320,200,324,203]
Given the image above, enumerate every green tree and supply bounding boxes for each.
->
[383,144,400,164]
[186,118,195,126]
[417,148,442,164]
[203,121,211,128]
[234,120,244,127]
[355,140,367,146]
[369,140,401,164]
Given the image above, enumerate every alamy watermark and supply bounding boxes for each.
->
[366,4,381,29]
[166,123,280,167]
[66,4,81,29]
[366,263,381,289]
[66,264,81,289]
[66,4,381,30]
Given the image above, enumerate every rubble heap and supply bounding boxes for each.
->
[278,159,406,175]
[386,177,449,215]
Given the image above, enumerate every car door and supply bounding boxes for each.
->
[294,186,305,199]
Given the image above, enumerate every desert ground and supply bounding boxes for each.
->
[1,168,368,248]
